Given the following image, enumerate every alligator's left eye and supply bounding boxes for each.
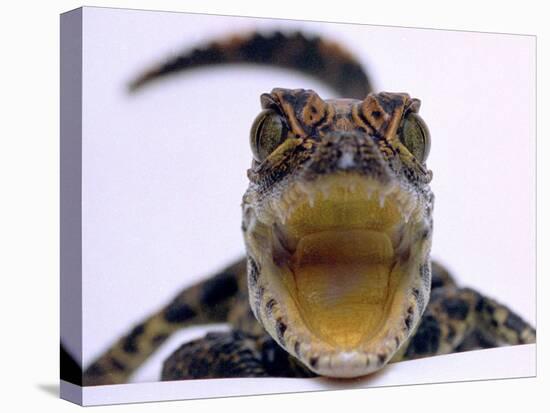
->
[400,113,431,163]
[250,109,287,162]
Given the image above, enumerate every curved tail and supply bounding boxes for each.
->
[129,31,372,99]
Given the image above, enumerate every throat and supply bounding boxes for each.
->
[289,229,395,349]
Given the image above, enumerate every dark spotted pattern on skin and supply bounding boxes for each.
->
[504,312,525,332]
[260,336,315,377]
[404,307,414,330]
[405,314,441,356]
[275,318,287,344]
[164,301,197,323]
[309,357,319,370]
[78,31,535,386]
[129,32,372,100]
[247,256,260,286]
[161,331,313,380]
[152,333,169,346]
[82,260,248,385]
[442,297,470,321]
[475,295,536,345]
[265,298,276,313]
[402,285,535,361]
[110,358,126,372]
[122,324,146,353]
[85,363,106,378]
[200,272,239,306]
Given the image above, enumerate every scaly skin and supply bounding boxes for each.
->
[81,32,535,386]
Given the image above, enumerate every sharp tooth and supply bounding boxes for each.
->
[395,194,409,216]
[379,192,386,208]
[308,192,316,207]
[402,204,413,224]
[366,186,374,200]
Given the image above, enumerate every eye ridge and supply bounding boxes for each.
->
[250,109,288,162]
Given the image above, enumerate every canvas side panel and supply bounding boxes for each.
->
[60,7,84,404]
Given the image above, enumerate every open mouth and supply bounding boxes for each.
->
[248,172,427,375]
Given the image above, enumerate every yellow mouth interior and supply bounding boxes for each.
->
[291,230,394,348]
[272,176,413,350]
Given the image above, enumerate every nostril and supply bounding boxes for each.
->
[331,131,360,142]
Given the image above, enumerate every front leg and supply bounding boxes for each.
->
[403,285,535,360]
[161,330,315,380]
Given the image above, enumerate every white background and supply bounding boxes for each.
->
[1,0,548,412]
[78,7,535,380]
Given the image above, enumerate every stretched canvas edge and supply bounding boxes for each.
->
[60,6,84,405]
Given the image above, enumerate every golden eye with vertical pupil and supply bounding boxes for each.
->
[250,109,287,162]
[400,112,431,163]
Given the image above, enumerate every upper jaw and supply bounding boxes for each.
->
[245,172,432,377]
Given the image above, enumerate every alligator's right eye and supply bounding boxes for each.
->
[250,109,287,162]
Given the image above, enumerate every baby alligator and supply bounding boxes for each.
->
[82,32,535,385]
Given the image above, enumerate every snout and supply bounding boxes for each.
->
[304,131,394,183]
